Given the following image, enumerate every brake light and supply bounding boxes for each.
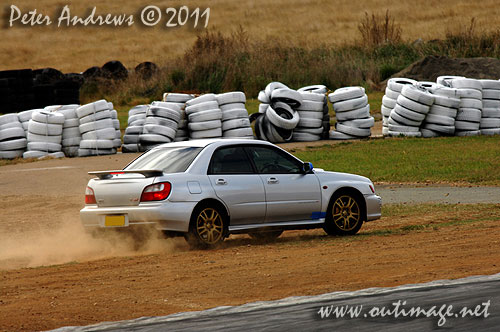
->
[85,186,97,204]
[140,182,171,202]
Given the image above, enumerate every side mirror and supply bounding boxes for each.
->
[303,162,313,173]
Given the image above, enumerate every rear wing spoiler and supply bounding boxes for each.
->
[88,170,164,179]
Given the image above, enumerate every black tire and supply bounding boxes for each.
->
[186,204,227,249]
[324,191,364,236]
[249,230,283,242]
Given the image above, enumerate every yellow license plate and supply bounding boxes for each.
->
[105,215,125,227]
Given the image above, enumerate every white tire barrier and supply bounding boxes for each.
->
[163,93,194,103]
[256,82,321,142]
[298,85,327,94]
[23,109,64,159]
[124,105,149,152]
[216,92,253,139]
[217,92,246,105]
[329,86,373,139]
[381,78,418,135]
[76,100,117,156]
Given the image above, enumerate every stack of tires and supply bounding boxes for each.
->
[58,105,81,157]
[298,85,330,140]
[18,110,36,135]
[217,92,253,139]
[293,90,326,142]
[24,110,65,159]
[123,105,148,153]
[185,94,223,139]
[448,78,483,137]
[421,87,460,138]
[109,104,122,151]
[163,93,194,142]
[328,87,374,140]
[140,102,181,150]
[381,78,417,136]
[387,85,434,137]
[76,100,117,157]
[254,82,301,143]
[0,114,26,159]
[436,76,464,87]
[479,80,500,135]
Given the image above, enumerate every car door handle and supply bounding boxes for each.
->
[216,179,227,185]
[267,177,279,184]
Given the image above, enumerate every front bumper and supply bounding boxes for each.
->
[365,194,382,221]
[80,201,197,232]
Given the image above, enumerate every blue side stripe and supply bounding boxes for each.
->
[311,211,327,220]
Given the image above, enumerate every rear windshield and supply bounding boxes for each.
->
[125,147,203,173]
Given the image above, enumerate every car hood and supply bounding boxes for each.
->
[313,168,372,184]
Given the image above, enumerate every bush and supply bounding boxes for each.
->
[80,16,500,105]
[357,10,402,48]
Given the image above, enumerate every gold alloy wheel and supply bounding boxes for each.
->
[196,207,224,244]
[332,195,361,232]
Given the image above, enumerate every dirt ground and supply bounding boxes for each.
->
[0,154,499,331]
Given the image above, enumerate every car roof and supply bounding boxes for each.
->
[153,139,274,149]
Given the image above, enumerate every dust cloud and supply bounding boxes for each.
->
[0,213,186,270]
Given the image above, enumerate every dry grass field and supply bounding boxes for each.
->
[1,0,499,72]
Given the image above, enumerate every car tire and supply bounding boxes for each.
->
[324,192,364,236]
[382,95,397,109]
[164,93,194,103]
[299,91,325,102]
[449,78,483,91]
[222,108,249,121]
[188,109,222,122]
[185,101,219,115]
[387,78,417,93]
[79,110,111,124]
[76,100,109,118]
[328,87,365,103]
[222,118,250,131]
[334,104,370,121]
[220,103,246,112]
[190,128,222,139]
[188,120,222,131]
[223,127,254,138]
[266,103,299,130]
[147,106,181,122]
[332,95,368,113]
[216,92,246,105]
[186,205,227,249]
[270,88,303,108]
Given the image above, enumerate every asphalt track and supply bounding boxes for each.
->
[377,185,500,204]
[53,273,499,332]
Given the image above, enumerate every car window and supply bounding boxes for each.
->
[209,146,254,174]
[125,147,202,173]
[247,146,303,174]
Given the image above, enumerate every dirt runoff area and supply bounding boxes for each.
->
[0,155,499,332]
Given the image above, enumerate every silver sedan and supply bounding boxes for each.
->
[80,139,381,248]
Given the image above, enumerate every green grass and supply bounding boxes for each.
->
[367,91,384,114]
[246,99,260,115]
[293,135,500,185]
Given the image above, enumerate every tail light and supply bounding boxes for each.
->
[369,184,375,193]
[85,186,97,204]
[140,182,171,202]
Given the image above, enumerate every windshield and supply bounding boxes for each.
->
[125,147,203,173]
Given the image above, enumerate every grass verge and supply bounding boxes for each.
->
[293,135,500,185]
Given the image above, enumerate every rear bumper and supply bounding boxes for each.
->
[80,201,197,232]
[365,194,382,221]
